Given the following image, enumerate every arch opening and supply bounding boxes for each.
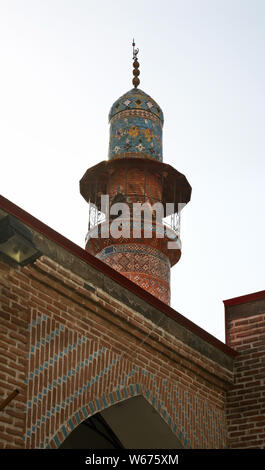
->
[59,395,183,449]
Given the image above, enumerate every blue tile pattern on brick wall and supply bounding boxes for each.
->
[47,370,225,450]
[25,341,120,445]
[26,315,225,450]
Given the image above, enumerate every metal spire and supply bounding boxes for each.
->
[132,39,140,88]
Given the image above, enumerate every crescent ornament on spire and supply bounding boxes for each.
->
[132,38,139,59]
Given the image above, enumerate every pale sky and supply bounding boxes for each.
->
[0,0,264,342]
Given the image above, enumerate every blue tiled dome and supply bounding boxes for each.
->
[108,88,164,124]
[108,89,164,162]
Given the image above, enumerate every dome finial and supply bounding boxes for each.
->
[132,38,140,88]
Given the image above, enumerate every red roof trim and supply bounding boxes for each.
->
[223,290,265,307]
[0,194,237,358]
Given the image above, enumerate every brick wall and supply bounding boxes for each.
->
[0,260,28,448]
[225,294,265,448]
[0,249,234,449]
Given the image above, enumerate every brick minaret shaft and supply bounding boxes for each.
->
[80,43,191,305]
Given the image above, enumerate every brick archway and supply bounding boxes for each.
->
[47,384,185,449]
[24,310,227,450]
[25,311,191,449]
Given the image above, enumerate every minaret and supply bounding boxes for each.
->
[80,42,191,305]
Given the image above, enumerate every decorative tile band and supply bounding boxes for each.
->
[110,108,162,126]
[97,243,170,266]
[108,88,164,124]
[109,114,162,161]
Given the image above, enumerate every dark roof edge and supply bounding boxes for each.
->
[0,194,237,358]
[223,290,265,307]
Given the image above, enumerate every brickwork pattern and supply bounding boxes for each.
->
[26,309,225,449]
[0,261,29,448]
[125,272,170,305]
[226,305,265,448]
[86,165,178,304]
[0,256,231,449]
[98,247,170,282]
[97,244,170,304]
[107,167,162,204]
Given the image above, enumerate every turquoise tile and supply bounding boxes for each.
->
[75,412,81,424]
[68,418,74,430]
[54,435,61,447]
[102,396,108,408]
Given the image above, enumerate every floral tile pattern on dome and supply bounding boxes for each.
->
[109,115,162,161]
